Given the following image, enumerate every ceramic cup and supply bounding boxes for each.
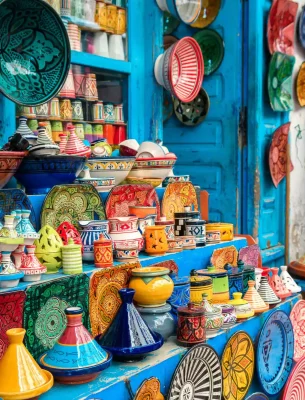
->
[95,1,108,30]
[84,123,93,143]
[92,101,105,122]
[60,0,71,16]
[27,119,39,134]
[17,105,36,118]
[93,124,103,137]
[104,103,115,122]
[60,99,73,120]
[85,74,98,101]
[103,124,115,144]
[35,103,49,118]
[94,32,109,57]
[113,125,127,145]
[68,23,81,51]
[106,4,117,33]
[109,35,125,60]
[114,104,124,123]
[71,100,84,120]
[49,98,61,120]
[75,123,85,140]
[115,9,126,35]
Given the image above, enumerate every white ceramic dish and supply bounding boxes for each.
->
[85,157,135,184]
[130,156,177,180]
[137,141,166,159]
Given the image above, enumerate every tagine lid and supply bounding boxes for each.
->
[197,266,228,277]
[243,281,269,313]
[62,238,82,250]
[185,219,207,225]
[174,211,200,218]
[172,275,190,285]
[178,302,205,316]
[229,293,249,306]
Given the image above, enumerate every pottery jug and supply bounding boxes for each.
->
[145,226,168,256]
[177,302,206,345]
[108,216,144,251]
[79,220,111,262]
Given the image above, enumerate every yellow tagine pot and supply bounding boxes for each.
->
[0,328,53,400]
[129,267,174,307]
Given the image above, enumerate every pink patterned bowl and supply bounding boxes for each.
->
[0,151,26,188]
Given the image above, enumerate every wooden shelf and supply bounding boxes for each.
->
[71,51,131,74]
[16,116,127,126]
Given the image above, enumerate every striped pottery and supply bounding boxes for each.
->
[75,123,85,140]
[58,68,76,99]
[59,133,68,153]
[39,121,53,140]
[257,276,281,305]
[49,98,61,120]
[62,239,83,275]
[59,99,73,120]
[65,124,90,156]
[95,1,107,30]
[85,74,98,101]
[16,116,35,137]
[67,23,81,51]
[243,280,269,314]
[79,221,111,262]
[16,105,36,118]
[35,103,49,118]
[92,101,105,122]
[106,5,117,33]
[60,0,71,16]
[71,100,84,120]
[113,103,124,122]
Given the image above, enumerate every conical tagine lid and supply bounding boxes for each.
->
[0,328,53,400]
[65,124,91,156]
[269,268,291,299]
[258,275,281,305]
[243,280,269,314]
[280,265,302,293]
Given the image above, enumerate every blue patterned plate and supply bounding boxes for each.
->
[0,0,70,106]
[0,189,36,229]
[299,6,305,50]
[257,310,294,396]
[246,394,269,400]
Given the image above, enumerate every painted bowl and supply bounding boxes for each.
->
[156,0,201,25]
[86,157,135,184]
[125,176,163,188]
[15,155,86,195]
[114,248,139,260]
[74,177,115,192]
[0,151,26,189]
[129,206,157,219]
[119,139,139,156]
[137,141,166,158]
[130,156,177,180]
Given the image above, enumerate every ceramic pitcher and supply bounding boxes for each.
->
[79,220,111,262]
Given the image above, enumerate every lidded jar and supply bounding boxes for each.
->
[62,238,83,275]
[196,266,230,303]
[229,293,254,320]
[94,235,113,268]
[202,294,224,336]
[168,276,190,311]
[190,270,213,304]
[177,303,206,345]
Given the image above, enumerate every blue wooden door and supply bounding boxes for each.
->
[163,0,243,230]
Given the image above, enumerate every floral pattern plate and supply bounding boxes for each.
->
[268,52,295,112]
[105,184,161,219]
[269,123,294,188]
[89,262,141,337]
[174,88,210,127]
[222,331,255,400]
[133,377,163,400]
[41,184,106,229]
[162,182,198,221]
[0,189,36,228]
[297,62,305,107]
[0,0,70,105]
[256,310,294,396]
[289,300,305,362]
[211,245,238,269]
[23,274,90,360]
[193,29,224,76]
[168,344,222,400]
[238,245,260,268]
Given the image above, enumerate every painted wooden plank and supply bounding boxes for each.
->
[71,51,132,74]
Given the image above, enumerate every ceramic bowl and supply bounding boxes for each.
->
[119,139,139,156]
[137,141,166,158]
[0,151,26,189]
[125,176,163,188]
[156,0,201,25]
[129,206,157,219]
[74,177,115,192]
[28,145,60,157]
[86,157,135,184]
[15,155,86,195]
[130,156,177,180]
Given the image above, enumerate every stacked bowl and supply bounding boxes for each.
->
[156,0,202,25]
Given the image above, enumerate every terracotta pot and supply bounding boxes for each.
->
[145,226,168,256]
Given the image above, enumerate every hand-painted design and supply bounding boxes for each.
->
[105,184,161,219]
[23,274,90,360]
[168,344,222,400]
[268,52,295,112]
[299,6,305,49]
[148,260,179,275]
[211,246,238,269]
[257,310,294,395]
[297,62,305,107]
[0,291,25,359]
[173,87,210,126]
[0,189,36,228]
[0,0,70,106]
[89,262,141,337]
[222,331,255,400]
[282,356,305,400]
[134,377,163,400]
[41,184,106,229]
[289,300,305,362]
[245,394,269,400]
[193,29,224,76]
[267,0,298,55]
[162,182,198,221]
[239,245,260,268]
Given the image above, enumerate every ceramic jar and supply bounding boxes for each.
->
[174,210,200,237]
[0,215,18,239]
[185,219,206,247]
[136,303,176,341]
[115,9,126,34]
[108,216,144,250]
[104,103,115,122]
[62,238,83,275]
[206,223,234,241]
[197,266,230,303]
[94,235,113,268]
[85,74,98,101]
[73,66,86,98]
[129,267,174,307]
[95,1,107,30]
[79,220,111,262]
[240,261,255,294]
[60,99,73,120]
[137,215,157,236]
[17,105,36,118]
[229,293,254,320]
[106,4,117,33]
[113,103,124,123]
[202,294,224,337]
[156,217,175,240]
[190,272,213,304]
[145,226,168,256]
[49,97,61,120]
[71,100,84,120]
[225,264,244,299]
[113,248,138,260]
[206,230,221,244]
[168,276,190,311]
[92,101,105,122]
[177,303,206,345]
[218,304,237,328]
[34,225,63,274]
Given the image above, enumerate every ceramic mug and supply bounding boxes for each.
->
[93,124,104,136]
[109,34,125,60]
[84,123,93,143]
[94,32,109,58]
[106,4,117,33]
[95,1,107,30]
[49,98,61,120]
[71,100,84,120]
[103,124,115,145]
[92,101,105,122]
[17,105,36,118]
[60,99,73,120]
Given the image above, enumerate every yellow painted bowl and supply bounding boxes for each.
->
[129,267,174,307]
[206,223,234,241]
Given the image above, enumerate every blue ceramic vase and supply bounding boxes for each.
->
[167,276,190,312]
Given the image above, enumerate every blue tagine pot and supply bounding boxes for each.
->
[95,288,164,361]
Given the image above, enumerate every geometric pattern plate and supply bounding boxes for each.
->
[238,245,260,268]
[221,331,255,400]
[256,310,294,396]
[168,344,222,400]
[282,355,305,400]
[289,300,305,362]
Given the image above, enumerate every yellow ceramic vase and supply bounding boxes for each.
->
[129,267,174,307]
[145,226,168,256]
[0,328,53,400]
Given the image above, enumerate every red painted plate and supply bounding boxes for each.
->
[290,300,305,362]
[282,355,305,400]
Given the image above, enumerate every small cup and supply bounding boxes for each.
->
[49,98,61,120]
[109,34,125,60]
[92,101,105,122]
[95,1,107,30]
[60,0,71,16]
[71,100,84,121]
[113,103,124,123]
[35,103,49,118]
[104,103,115,122]
[60,99,73,120]
[51,121,63,143]
[17,105,36,118]
[75,123,85,139]
[27,119,39,134]
[115,9,126,35]
[84,123,93,143]
[94,32,109,57]
[106,4,117,33]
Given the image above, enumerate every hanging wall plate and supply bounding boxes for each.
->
[191,0,222,29]
[297,62,305,106]
[174,88,210,127]
[299,6,305,49]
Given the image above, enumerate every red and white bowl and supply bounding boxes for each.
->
[129,155,177,180]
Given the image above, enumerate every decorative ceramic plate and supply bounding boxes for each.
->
[163,89,174,122]
[105,184,161,219]
[239,245,260,268]
[89,262,140,337]
[193,29,225,76]
[267,0,298,55]
[256,310,294,396]
[191,0,221,29]
[297,62,305,107]
[282,356,305,400]
[221,331,254,400]
[211,246,238,269]
[168,344,222,400]
[269,123,294,188]
[299,6,305,49]
[164,35,178,51]
[0,189,36,229]
[41,184,106,229]
[149,259,179,275]
[162,182,198,221]
[23,274,90,360]
[0,0,70,106]
[245,394,269,400]
[174,87,210,126]
[134,377,163,400]
[289,300,305,362]
[164,11,180,35]
[268,52,295,112]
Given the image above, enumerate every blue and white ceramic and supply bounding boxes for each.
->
[299,6,305,50]
[257,310,294,396]
[78,220,111,262]
[15,210,40,245]
[168,276,190,311]
[185,219,206,247]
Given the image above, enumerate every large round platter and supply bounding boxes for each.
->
[290,300,305,362]
[245,394,268,400]
[256,310,294,396]
[282,356,305,400]
[168,344,222,400]
[174,88,210,127]
[0,0,70,105]
[221,331,255,400]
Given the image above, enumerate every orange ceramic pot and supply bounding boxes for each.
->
[128,206,157,219]
[94,235,113,268]
[145,226,168,256]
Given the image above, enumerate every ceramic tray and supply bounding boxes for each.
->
[0,0,70,106]
[0,189,37,228]
[256,310,294,396]
[193,29,224,76]
[221,331,254,400]
[289,300,305,362]
[162,182,198,220]
[105,184,161,219]
[168,344,222,400]
[174,88,210,127]
[41,184,106,229]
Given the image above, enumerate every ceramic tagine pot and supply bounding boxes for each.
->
[136,303,176,341]
[190,270,213,303]
[15,116,38,146]
[257,272,281,305]
[268,267,292,299]
[145,226,168,256]
[177,302,206,346]
[95,289,164,361]
[218,304,237,329]
[78,220,111,262]
[19,245,47,282]
[201,294,224,337]
[255,267,264,289]
[197,266,230,303]
[129,267,174,307]
[225,263,244,299]
[0,328,53,400]
[34,225,63,274]
[168,275,190,312]
[65,123,91,156]
[108,216,144,251]
[243,280,269,314]
[39,307,112,384]
[280,265,302,293]
[29,123,60,156]
[229,292,254,321]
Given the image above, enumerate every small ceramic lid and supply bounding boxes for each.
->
[218,304,235,314]
[172,276,190,286]
[229,293,249,306]
[178,302,205,316]
[94,235,112,246]
[197,266,228,277]
[131,267,170,276]
[156,216,174,225]
[136,303,172,314]
[190,275,212,287]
